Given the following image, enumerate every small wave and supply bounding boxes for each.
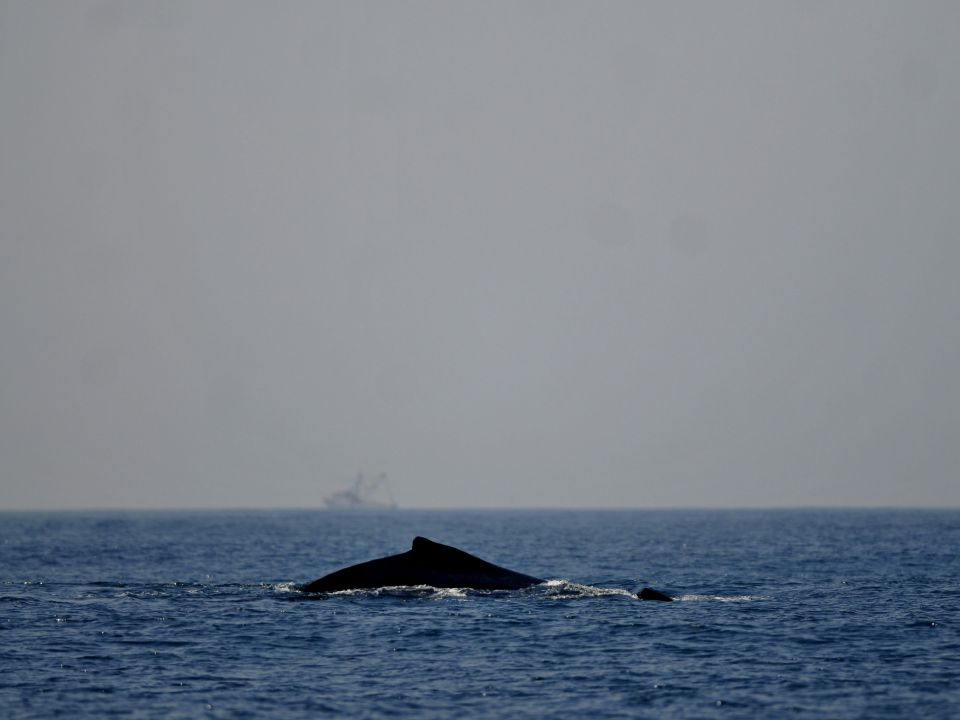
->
[676,594,767,603]
[359,585,469,599]
[287,580,661,601]
[295,585,469,600]
[539,580,636,600]
[291,581,640,601]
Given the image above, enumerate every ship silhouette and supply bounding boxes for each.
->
[323,472,398,510]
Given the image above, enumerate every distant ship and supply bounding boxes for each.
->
[323,472,398,510]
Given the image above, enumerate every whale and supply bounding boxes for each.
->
[301,536,674,600]
[301,536,543,592]
[637,587,674,601]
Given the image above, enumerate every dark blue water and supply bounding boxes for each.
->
[2,509,958,718]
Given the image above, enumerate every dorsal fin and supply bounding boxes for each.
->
[411,536,441,553]
[410,536,471,561]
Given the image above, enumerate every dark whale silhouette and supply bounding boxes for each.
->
[637,587,674,602]
[301,536,543,592]
[301,536,674,600]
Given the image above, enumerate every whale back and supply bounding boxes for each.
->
[407,536,542,587]
[301,537,543,592]
[410,536,505,570]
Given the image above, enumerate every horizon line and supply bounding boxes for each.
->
[1,504,957,513]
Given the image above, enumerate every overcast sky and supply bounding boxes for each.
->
[1,1,957,510]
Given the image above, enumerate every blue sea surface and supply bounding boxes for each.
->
[1,509,958,718]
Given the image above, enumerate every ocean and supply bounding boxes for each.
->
[1,509,958,718]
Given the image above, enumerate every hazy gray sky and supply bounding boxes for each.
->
[2,1,958,509]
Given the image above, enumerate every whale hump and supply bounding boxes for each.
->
[637,587,673,602]
[301,537,675,599]
[301,537,543,593]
